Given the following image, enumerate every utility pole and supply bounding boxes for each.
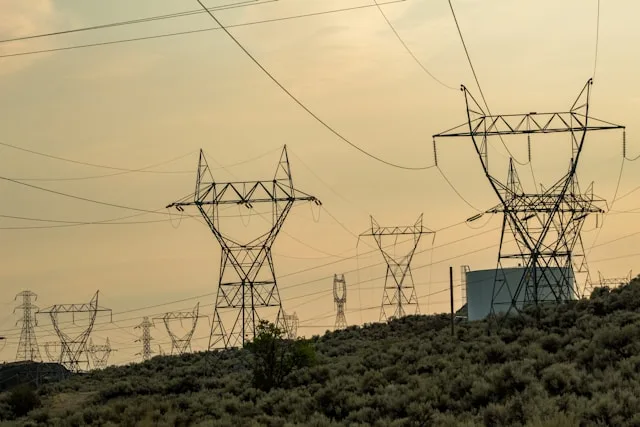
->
[166,146,320,349]
[333,274,347,330]
[38,291,112,373]
[449,266,454,337]
[15,290,42,362]
[154,303,200,355]
[134,317,154,362]
[360,215,433,321]
[434,79,623,326]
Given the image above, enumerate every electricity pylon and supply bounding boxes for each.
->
[44,341,61,362]
[154,303,200,355]
[135,316,154,362]
[597,270,633,289]
[281,312,299,339]
[434,79,624,322]
[166,146,321,349]
[333,274,347,330]
[360,215,433,321]
[38,291,112,373]
[14,290,41,362]
[87,338,114,369]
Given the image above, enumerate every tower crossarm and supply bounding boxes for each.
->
[433,111,623,138]
[166,181,319,209]
[487,193,606,214]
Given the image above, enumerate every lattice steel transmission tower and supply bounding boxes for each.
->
[167,146,320,349]
[281,312,299,339]
[15,290,41,362]
[38,291,112,373]
[360,215,433,321]
[135,316,154,362]
[597,270,633,290]
[434,79,624,321]
[154,303,200,355]
[44,341,61,362]
[87,338,114,369]
[333,274,347,330]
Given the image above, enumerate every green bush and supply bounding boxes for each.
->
[8,384,40,417]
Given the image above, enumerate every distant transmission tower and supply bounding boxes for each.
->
[43,341,61,362]
[38,291,112,372]
[14,290,42,362]
[154,303,200,355]
[281,312,299,339]
[87,338,114,369]
[333,274,347,330]
[360,215,433,321]
[434,79,623,322]
[597,270,633,289]
[135,316,154,362]
[166,146,320,349]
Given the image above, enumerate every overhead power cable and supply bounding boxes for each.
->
[0,176,172,216]
[593,0,600,79]
[0,0,263,44]
[195,0,432,171]
[447,0,528,166]
[372,0,457,91]
[0,141,193,174]
[0,1,405,59]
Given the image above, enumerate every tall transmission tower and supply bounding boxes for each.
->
[14,290,42,362]
[135,316,154,362]
[38,291,112,373]
[166,146,321,349]
[154,303,200,355]
[87,338,114,369]
[333,274,347,330]
[360,215,433,321]
[434,79,624,322]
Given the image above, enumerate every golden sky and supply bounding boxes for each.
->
[0,0,639,365]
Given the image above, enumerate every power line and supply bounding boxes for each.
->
[372,0,457,91]
[195,0,433,171]
[446,0,528,166]
[0,142,194,174]
[0,1,405,59]
[593,0,601,79]
[0,0,263,44]
[436,166,482,212]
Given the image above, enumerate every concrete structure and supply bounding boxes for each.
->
[466,267,577,321]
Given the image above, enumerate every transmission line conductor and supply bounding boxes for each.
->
[333,274,348,330]
[37,291,112,373]
[434,79,624,325]
[14,290,42,362]
[360,215,434,322]
[166,145,321,350]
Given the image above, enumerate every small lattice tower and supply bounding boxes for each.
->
[135,316,154,361]
[333,274,347,330]
[15,290,42,362]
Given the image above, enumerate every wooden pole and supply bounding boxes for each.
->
[450,266,455,337]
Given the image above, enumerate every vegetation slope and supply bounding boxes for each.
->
[3,277,640,427]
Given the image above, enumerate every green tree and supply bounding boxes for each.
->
[247,320,316,391]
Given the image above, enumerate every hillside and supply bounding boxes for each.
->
[3,278,640,426]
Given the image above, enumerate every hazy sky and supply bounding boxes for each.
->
[0,0,639,365]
